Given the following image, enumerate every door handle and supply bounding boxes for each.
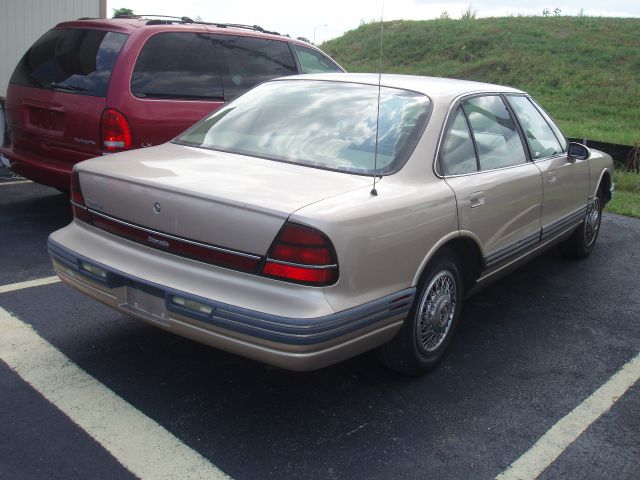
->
[470,191,485,208]
[547,170,558,184]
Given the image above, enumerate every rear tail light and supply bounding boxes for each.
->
[101,108,132,151]
[261,223,338,286]
[70,171,91,222]
[68,183,336,286]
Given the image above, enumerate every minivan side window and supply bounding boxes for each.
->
[507,95,564,159]
[441,107,478,175]
[293,44,343,74]
[131,32,224,100]
[11,29,127,97]
[463,96,527,171]
[215,36,297,101]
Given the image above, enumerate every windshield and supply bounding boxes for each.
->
[174,80,431,175]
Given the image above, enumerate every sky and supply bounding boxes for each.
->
[107,1,640,44]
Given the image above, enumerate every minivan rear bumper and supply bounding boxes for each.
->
[0,144,91,190]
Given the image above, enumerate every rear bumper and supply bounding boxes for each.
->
[48,235,412,371]
[0,144,90,190]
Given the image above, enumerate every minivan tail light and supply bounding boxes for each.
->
[70,171,90,222]
[101,108,132,151]
[262,223,338,286]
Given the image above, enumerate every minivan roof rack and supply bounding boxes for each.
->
[111,14,281,35]
[113,14,194,22]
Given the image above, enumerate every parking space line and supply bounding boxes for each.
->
[0,180,32,186]
[0,276,60,294]
[497,352,640,480]
[0,306,231,480]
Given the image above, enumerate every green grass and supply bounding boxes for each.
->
[606,170,640,218]
[322,16,640,146]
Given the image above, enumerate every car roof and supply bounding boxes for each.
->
[54,17,309,45]
[273,73,525,101]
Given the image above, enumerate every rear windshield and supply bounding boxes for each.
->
[174,80,431,175]
[131,32,298,102]
[11,28,128,97]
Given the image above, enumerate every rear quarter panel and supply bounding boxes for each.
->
[292,176,458,313]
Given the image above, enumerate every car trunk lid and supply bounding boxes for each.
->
[76,143,372,255]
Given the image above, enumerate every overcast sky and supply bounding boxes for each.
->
[107,1,640,44]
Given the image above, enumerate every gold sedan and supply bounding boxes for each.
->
[48,74,614,374]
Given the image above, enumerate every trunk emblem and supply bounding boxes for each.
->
[153,202,161,213]
[73,137,97,145]
[147,236,169,248]
[86,198,103,210]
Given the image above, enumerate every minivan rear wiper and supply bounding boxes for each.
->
[137,92,225,100]
[50,82,90,92]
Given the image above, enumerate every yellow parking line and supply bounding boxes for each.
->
[497,352,640,480]
[0,276,60,294]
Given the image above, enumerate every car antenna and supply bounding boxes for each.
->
[371,2,384,197]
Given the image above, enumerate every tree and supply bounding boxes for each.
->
[460,4,476,20]
[112,7,135,18]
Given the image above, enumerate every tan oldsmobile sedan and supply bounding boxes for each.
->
[48,74,614,374]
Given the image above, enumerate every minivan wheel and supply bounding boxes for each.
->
[377,250,463,375]
[559,189,603,259]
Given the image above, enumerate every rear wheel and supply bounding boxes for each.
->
[559,189,603,259]
[377,250,463,375]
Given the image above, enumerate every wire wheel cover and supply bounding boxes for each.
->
[416,270,457,354]
[584,197,601,247]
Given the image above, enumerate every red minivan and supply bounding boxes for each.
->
[0,17,344,190]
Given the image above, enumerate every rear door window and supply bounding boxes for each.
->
[131,33,298,102]
[11,28,127,97]
[214,35,297,101]
[441,107,478,175]
[293,44,343,73]
[131,32,224,100]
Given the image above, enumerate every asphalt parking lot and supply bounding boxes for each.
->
[1,176,639,480]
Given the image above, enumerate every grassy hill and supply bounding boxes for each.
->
[321,16,640,146]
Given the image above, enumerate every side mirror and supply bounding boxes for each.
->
[568,142,591,160]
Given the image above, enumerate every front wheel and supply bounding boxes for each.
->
[559,189,603,259]
[377,250,463,375]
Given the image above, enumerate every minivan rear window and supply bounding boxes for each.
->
[11,28,128,97]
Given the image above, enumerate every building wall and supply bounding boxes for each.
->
[0,0,106,97]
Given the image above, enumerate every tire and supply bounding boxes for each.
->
[377,250,463,375]
[559,188,603,259]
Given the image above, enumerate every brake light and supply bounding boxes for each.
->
[101,108,132,151]
[70,171,90,222]
[262,223,338,286]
